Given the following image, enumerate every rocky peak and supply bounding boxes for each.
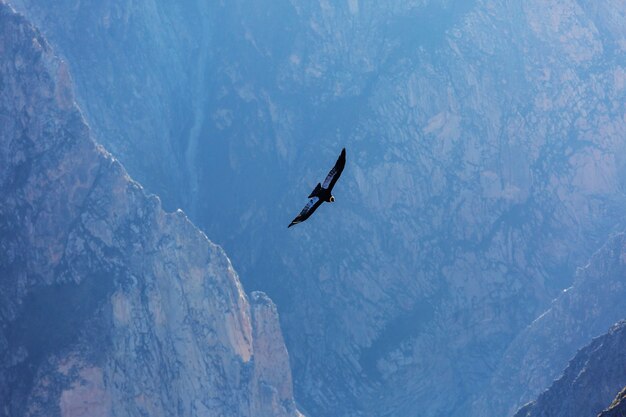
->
[514,321,626,417]
[0,3,301,416]
[599,387,626,417]
[250,291,302,417]
[476,232,626,416]
[8,1,626,416]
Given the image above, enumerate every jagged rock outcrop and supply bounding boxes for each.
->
[476,233,626,416]
[599,387,626,417]
[6,0,212,208]
[0,4,301,417]
[250,292,299,416]
[513,321,626,417]
[8,1,626,417]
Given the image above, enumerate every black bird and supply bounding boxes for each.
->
[288,148,346,228]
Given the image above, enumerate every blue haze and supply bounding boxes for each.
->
[8,0,626,416]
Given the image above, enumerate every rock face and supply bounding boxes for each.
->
[513,321,626,417]
[8,1,626,416]
[0,4,300,417]
[599,387,626,417]
[6,0,212,209]
[476,233,626,416]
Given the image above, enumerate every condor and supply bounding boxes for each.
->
[288,148,346,228]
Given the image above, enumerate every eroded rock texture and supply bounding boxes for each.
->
[7,1,626,416]
[477,233,626,416]
[513,321,626,417]
[599,387,626,417]
[0,4,300,417]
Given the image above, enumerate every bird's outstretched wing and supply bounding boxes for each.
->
[288,197,323,228]
[322,148,346,191]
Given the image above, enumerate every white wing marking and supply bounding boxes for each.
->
[322,168,336,189]
[299,197,319,216]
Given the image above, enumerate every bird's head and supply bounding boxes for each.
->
[330,196,335,202]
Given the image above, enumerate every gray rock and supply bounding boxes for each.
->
[476,233,626,416]
[513,321,626,417]
[0,3,302,417]
[8,1,626,416]
[599,387,626,417]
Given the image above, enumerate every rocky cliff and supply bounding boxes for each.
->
[0,3,301,416]
[8,1,626,416]
[599,387,626,417]
[513,321,626,417]
[475,233,626,416]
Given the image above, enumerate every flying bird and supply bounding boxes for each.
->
[288,148,346,228]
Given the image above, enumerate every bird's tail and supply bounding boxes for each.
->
[308,183,322,198]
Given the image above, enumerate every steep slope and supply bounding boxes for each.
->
[513,321,626,417]
[475,233,626,416]
[0,4,300,417]
[599,388,626,417]
[9,1,626,416]
[6,0,213,209]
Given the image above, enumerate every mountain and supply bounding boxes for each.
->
[599,387,626,417]
[0,3,301,416]
[8,0,626,416]
[513,321,626,417]
[475,233,626,416]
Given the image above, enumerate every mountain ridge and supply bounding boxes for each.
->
[7,0,626,416]
[0,3,301,416]
[513,321,626,417]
